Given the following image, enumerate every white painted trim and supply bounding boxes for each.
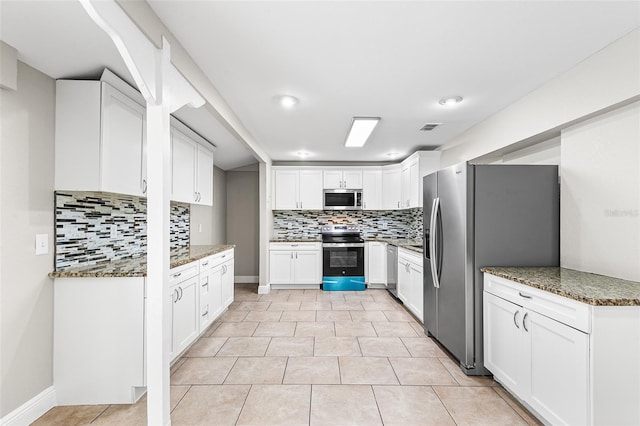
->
[235,275,259,283]
[258,285,270,294]
[1,386,56,426]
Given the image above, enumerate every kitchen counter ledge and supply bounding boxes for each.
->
[49,244,236,278]
[481,267,640,306]
[365,238,424,254]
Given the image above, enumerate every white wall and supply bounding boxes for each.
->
[440,28,640,167]
[561,102,640,281]
[190,166,227,245]
[0,61,55,416]
[226,171,259,278]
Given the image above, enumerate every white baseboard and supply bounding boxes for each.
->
[234,275,258,283]
[258,285,270,294]
[1,386,56,426]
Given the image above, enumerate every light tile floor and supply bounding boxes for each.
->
[33,284,542,425]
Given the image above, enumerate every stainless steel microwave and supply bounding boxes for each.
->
[323,189,362,210]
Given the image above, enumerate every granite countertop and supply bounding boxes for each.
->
[49,244,236,278]
[365,238,424,254]
[270,238,322,243]
[481,267,640,307]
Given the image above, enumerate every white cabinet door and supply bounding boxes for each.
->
[382,167,401,210]
[171,128,197,204]
[483,291,523,393]
[101,83,146,196]
[400,164,411,209]
[366,242,386,284]
[323,170,343,189]
[172,276,199,358]
[525,310,589,426]
[200,266,223,331]
[362,170,382,210]
[343,169,363,189]
[323,169,362,189]
[274,170,299,210]
[409,260,423,320]
[294,250,321,284]
[196,145,214,206]
[270,250,294,284]
[409,160,420,208]
[397,259,410,304]
[221,260,235,308]
[298,169,323,210]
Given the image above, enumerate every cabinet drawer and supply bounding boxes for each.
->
[169,262,199,287]
[398,247,422,265]
[484,274,591,333]
[270,242,321,251]
[200,255,215,271]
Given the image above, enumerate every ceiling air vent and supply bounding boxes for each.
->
[419,123,441,131]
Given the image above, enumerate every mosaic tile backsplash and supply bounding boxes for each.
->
[273,209,423,240]
[55,191,189,270]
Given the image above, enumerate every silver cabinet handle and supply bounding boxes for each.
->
[291,244,299,247]
[523,312,529,332]
[397,201,400,208]
[173,289,179,303]
[142,179,147,194]
[519,292,532,299]
[513,310,520,329]
[295,252,298,259]
[221,254,227,258]
[178,286,183,301]
[291,253,293,259]
[202,310,208,317]
[363,201,366,209]
[300,202,302,209]
[202,261,209,266]
[172,272,182,278]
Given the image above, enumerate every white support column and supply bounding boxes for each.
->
[78,2,204,425]
[145,40,172,426]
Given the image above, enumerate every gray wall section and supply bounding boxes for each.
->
[226,171,259,277]
[190,166,227,245]
[0,62,55,416]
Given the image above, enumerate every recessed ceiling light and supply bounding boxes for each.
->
[295,150,312,158]
[438,96,463,106]
[385,152,402,159]
[277,95,299,109]
[345,117,381,147]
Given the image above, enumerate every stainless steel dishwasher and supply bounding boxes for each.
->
[386,244,398,297]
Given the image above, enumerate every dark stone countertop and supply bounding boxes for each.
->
[482,267,640,306]
[49,244,235,278]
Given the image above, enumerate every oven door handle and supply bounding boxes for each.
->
[322,243,365,248]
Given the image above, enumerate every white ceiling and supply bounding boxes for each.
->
[2,1,639,166]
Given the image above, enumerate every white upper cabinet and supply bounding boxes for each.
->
[55,70,147,197]
[362,169,382,210]
[170,118,215,206]
[171,127,197,204]
[55,69,215,203]
[323,168,363,189]
[400,151,441,209]
[273,168,322,210]
[381,165,401,210]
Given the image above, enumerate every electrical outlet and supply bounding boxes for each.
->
[35,234,48,255]
[199,223,202,233]
[110,224,117,238]
[288,222,294,230]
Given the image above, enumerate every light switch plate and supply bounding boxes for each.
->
[35,234,48,255]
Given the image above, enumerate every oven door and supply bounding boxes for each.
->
[322,244,364,277]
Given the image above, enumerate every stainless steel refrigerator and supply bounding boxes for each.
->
[423,163,559,375]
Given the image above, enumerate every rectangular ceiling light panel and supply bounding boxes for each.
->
[344,117,381,147]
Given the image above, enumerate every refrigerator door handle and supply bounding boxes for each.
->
[429,197,440,288]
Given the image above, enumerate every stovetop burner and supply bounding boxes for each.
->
[321,225,363,244]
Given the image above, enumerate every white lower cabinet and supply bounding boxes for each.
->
[397,248,423,321]
[366,241,386,286]
[269,242,322,287]
[483,273,640,426]
[54,277,147,405]
[169,275,199,360]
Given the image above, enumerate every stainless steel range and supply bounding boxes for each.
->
[321,225,365,291]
